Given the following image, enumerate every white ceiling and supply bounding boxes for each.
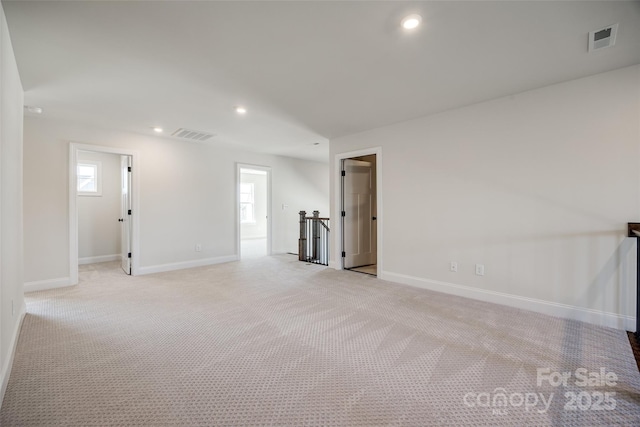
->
[4,1,640,162]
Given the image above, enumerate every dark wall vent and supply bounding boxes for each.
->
[589,24,618,52]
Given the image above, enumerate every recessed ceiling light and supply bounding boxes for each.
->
[401,14,422,30]
[24,105,43,114]
[235,106,247,114]
[152,127,163,133]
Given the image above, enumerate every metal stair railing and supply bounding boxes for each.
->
[299,211,330,266]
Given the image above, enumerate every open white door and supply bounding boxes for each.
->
[120,155,132,274]
[343,159,375,269]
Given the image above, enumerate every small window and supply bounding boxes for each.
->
[240,183,255,223]
[77,161,102,196]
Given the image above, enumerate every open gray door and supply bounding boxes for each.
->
[120,155,132,274]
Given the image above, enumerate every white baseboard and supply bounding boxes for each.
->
[329,260,341,270]
[24,277,72,293]
[381,271,635,332]
[78,254,120,265]
[1,301,26,407]
[137,255,238,275]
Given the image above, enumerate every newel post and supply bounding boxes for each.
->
[299,211,307,261]
[312,210,320,261]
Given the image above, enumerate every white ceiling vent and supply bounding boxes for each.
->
[589,24,618,52]
[171,128,216,142]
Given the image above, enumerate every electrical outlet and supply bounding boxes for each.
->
[450,261,458,272]
[475,264,485,276]
[195,244,202,252]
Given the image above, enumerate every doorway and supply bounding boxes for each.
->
[76,151,131,274]
[237,165,271,259]
[339,150,380,276]
[69,144,139,285]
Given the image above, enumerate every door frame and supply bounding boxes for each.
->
[69,143,140,284]
[236,163,272,259]
[333,147,383,276]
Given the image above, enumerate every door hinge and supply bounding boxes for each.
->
[341,170,346,177]
[342,251,346,258]
[128,166,132,172]
[128,209,132,215]
[341,211,345,217]
[128,252,132,258]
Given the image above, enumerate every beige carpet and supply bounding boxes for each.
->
[2,255,640,426]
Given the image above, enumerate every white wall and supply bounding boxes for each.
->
[240,171,267,240]
[0,2,24,404]
[330,65,640,330]
[77,151,121,262]
[23,117,329,282]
